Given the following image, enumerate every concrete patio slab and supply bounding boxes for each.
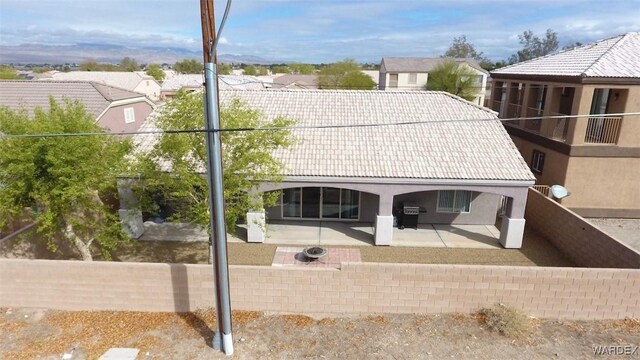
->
[434,225,501,249]
[271,246,362,268]
[392,224,447,247]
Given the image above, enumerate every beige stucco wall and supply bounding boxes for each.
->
[510,136,569,186]
[561,156,640,211]
[98,101,154,133]
[393,191,499,224]
[134,80,162,102]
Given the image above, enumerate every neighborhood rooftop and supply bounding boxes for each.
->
[381,57,488,73]
[491,32,640,78]
[0,80,146,118]
[135,89,534,182]
[42,71,157,89]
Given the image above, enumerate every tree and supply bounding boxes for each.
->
[425,60,479,101]
[562,41,583,50]
[509,29,559,63]
[271,65,290,74]
[146,63,165,82]
[79,59,100,71]
[289,63,315,74]
[0,65,20,79]
[318,59,376,90]
[174,59,203,74]
[120,57,140,72]
[218,63,232,75]
[0,99,132,261]
[136,91,295,232]
[243,65,257,75]
[444,35,487,62]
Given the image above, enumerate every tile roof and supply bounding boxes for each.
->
[382,57,488,74]
[161,74,269,91]
[0,80,144,118]
[135,90,533,182]
[272,74,319,89]
[491,32,640,78]
[45,71,156,91]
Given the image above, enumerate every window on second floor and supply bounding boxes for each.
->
[531,150,545,174]
[408,73,417,84]
[124,107,136,124]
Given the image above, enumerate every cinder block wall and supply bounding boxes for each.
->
[1,259,638,320]
[525,189,640,268]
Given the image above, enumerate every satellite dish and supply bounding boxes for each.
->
[550,185,570,199]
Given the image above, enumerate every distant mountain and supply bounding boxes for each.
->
[0,43,277,65]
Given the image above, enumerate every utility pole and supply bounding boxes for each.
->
[200,0,233,355]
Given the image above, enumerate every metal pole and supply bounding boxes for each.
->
[200,0,233,355]
[203,63,233,355]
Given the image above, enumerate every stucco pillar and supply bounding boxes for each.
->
[498,189,528,249]
[375,193,394,245]
[246,210,265,243]
[116,178,144,239]
[246,187,265,243]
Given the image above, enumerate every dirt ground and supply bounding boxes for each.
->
[1,307,638,359]
[1,227,574,267]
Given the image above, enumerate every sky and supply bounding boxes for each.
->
[1,0,639,63]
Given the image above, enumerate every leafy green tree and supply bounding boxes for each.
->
[146,63,165,82]
[289,63,315,74]
[136,91,295,232]
[271,65,290,74]
[79,59,100,71]
[120,57,140,72]
[243,65,257,75]
[174,59,203,74]
[425,60,479,101]
[318,59,376,90]
[509,29,559,63]
[0,65,20,79]
[218,63,232,75]
[256,67,268,76]
[0,99,132,261]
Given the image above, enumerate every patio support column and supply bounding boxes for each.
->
[375,193,394,246]
[246,188,265,243]
[116,178,144,239]
[499,189,528,248]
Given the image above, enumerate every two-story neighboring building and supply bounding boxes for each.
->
[490,32,640,218]
[379,57,488,106]
[43,71,162,102]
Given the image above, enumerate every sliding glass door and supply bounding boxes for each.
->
[282,187,360,220]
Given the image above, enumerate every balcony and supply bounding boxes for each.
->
[549,112,570,142]
[584,116,622,144]
[522,107,543,133]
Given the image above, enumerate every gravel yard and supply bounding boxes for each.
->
[1,307,638,359]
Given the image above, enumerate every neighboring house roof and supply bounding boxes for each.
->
[44,71,159,93]
[381,57,488,74]
[491,32,640,78]
[161,74,269,92]
[135,90,533,182]
[272,74,319,89]
[0,80,149,119]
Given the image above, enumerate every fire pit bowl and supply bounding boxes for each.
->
[303,246,327,260]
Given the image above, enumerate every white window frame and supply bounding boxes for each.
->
[436,190,472,213]
[531,150,545,174]
[124,107,136,124]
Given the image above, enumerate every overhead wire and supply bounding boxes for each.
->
[1,111,638,139]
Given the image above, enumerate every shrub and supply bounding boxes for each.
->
[479,303,534,338]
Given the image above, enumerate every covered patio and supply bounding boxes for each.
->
[231,220,502,249]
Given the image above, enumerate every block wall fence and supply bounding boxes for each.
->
[1,188,639,320]
[525,189,640,268]
[1,259,639,320]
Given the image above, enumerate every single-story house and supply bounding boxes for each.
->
[130,89,535,248]
[160,74,270,100]
[42,71,162,102]
[0,80,156,133]
[272,74,319,89]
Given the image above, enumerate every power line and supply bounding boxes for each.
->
[1,111,638,139]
